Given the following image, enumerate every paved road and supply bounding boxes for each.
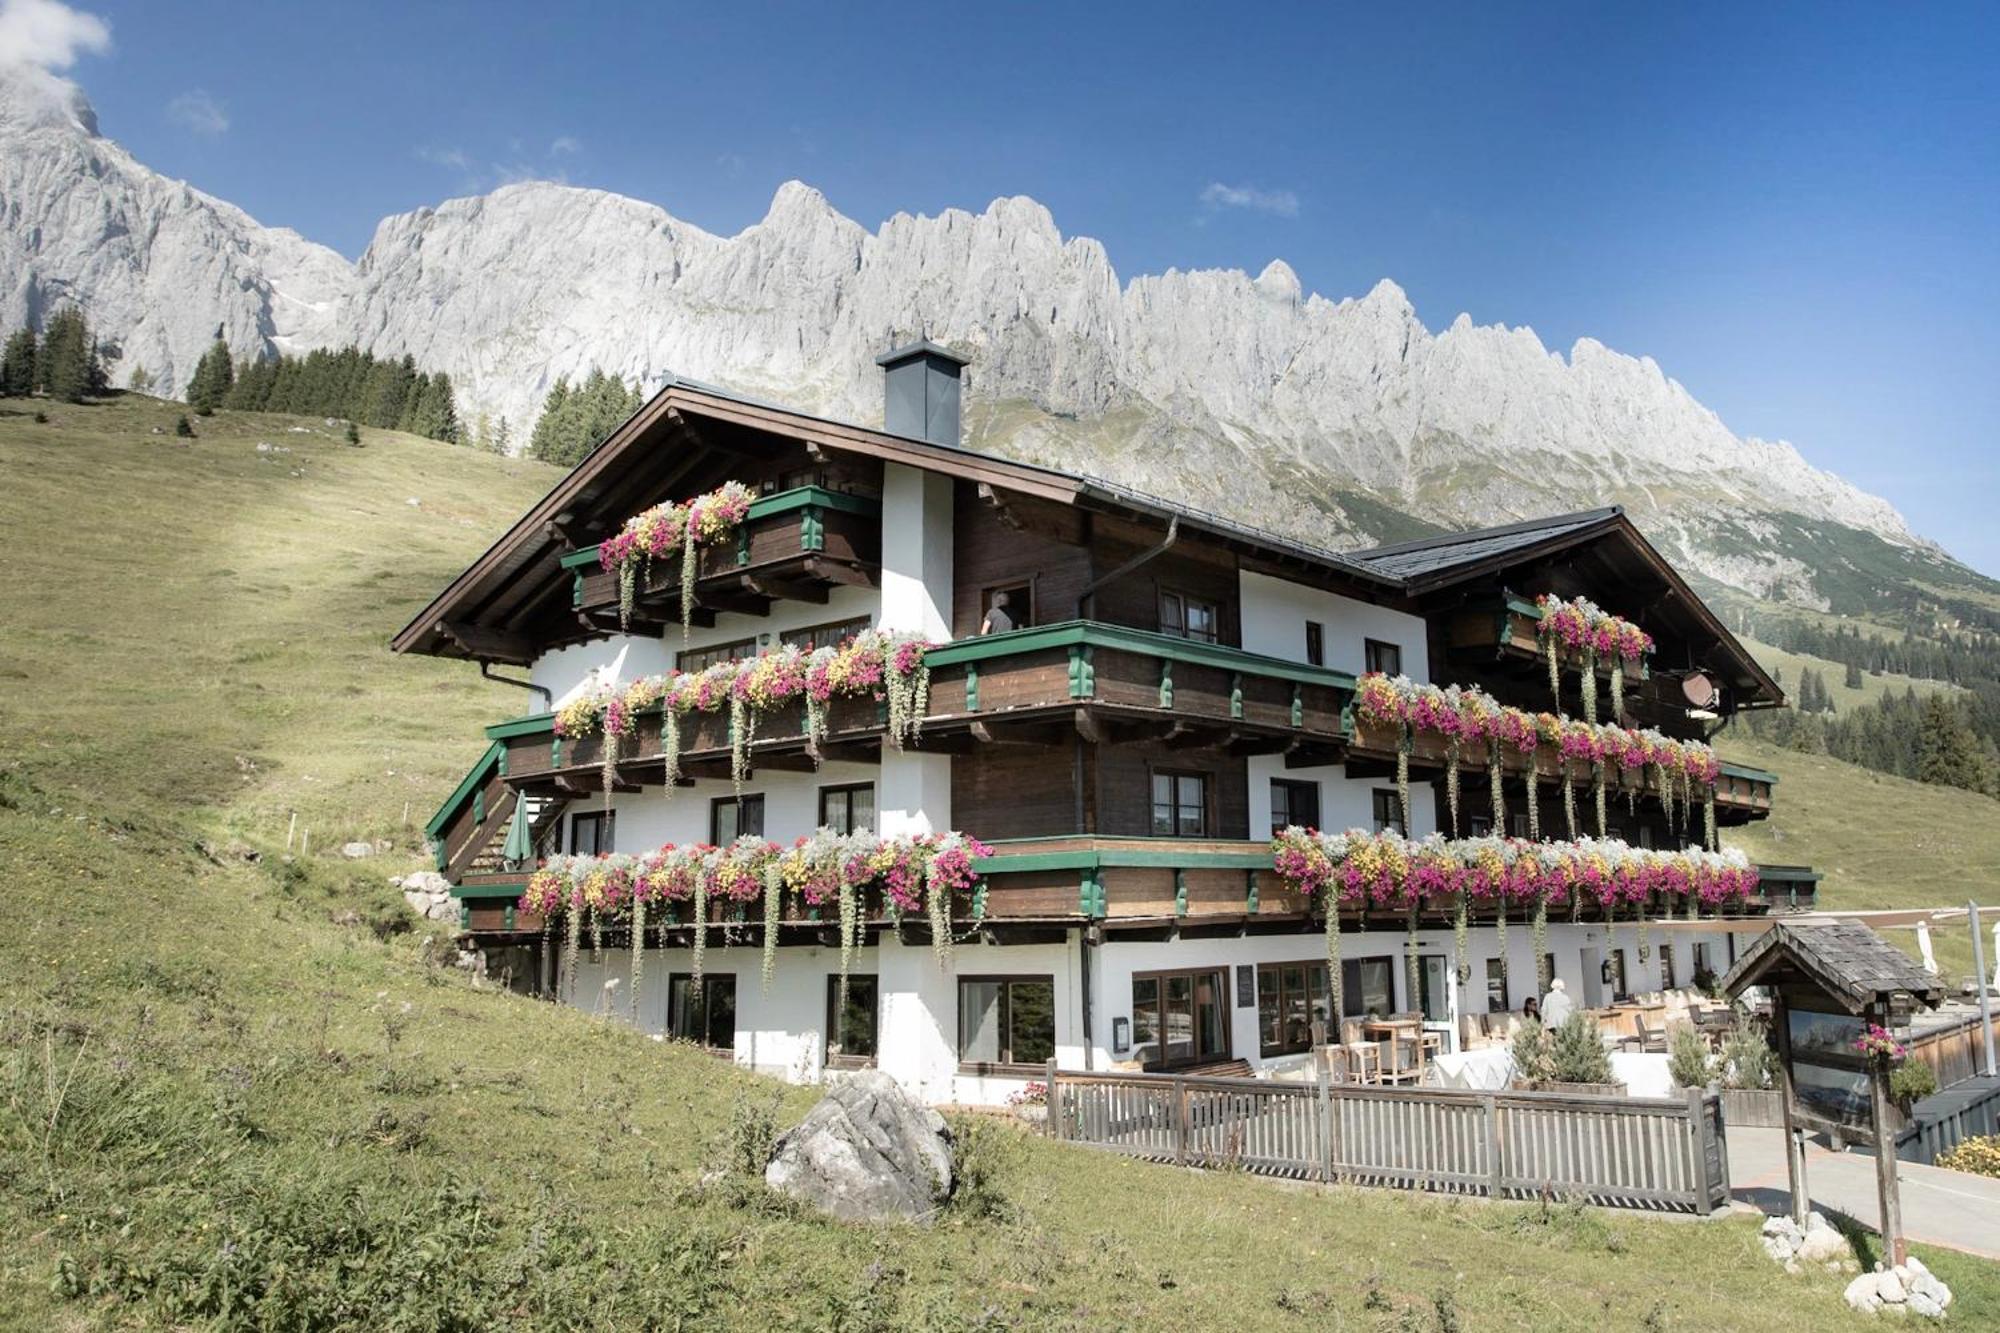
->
[1730,1125,2000,1259]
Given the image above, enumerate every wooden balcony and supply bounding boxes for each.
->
[559,485,880,631]
[1345,714,1776,825]
[922,620,1354,759]
[445,836,1807,939]
[1445,597,1648,679]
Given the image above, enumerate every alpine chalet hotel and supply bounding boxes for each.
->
[395,343,1811,1104]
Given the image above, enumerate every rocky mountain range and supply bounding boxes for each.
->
[5,62,1990,615]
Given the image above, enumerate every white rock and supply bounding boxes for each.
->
[1798,1221,1854,1266]
[1877,1270,1907,1304]
[339,841,375,859]
[1846,1274,1884,1314]
[0,63,1941,604]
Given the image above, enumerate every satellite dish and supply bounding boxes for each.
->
[1681,672,1718,709]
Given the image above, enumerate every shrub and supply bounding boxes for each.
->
[1667,1024,1712,1090]
[1511,1020,1555,1085]
[1548,1011,1614,1085]
[946,1113,1016,1221]
[174,414,195,438]
[1889,1060,1938,1107]
[1717,1020,1776,1090]
[711,1090,782,1178]
[1938,1135,2000,1178]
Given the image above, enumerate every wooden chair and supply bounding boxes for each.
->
[1620,1012,1670,1054]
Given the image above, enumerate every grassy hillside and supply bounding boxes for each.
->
[2,395,1997,1330]
[1737,635,1956,714]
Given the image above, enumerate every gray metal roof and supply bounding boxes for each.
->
[1346,507,1624,580]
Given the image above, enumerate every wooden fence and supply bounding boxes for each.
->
[1906,1012,2000,1092]
[1045,1065,1730,1214]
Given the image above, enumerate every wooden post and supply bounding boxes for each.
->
[1771,992,1809,1224]
[1972,902,1997,1079]
[1484,1093,1504,1199]
[1683,1086,1707,1213]
[286,811,297,852]
[1871,1062,1907,1266]
[1313,1047,1333,1183]
[1044,1058,1059,1139]
[1173,1075,1189,1165]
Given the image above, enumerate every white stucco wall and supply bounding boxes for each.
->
[1246,758,1439,840]
[528,583,881,708]
[1238,568,1430,681]
[878,462,953,640]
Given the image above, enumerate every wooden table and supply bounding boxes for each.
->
[1362,1019,1427,1084]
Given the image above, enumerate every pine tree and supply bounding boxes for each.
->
[187,337,235,414]
[1917,694,1993,794]
[528,377,574,462]
[1844,659,1863,691]
[0,329,35,397]
[126,362,157,395]
[37,308,94,404]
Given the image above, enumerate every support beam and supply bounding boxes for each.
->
[436,620,534,666]
[741,574,830,605]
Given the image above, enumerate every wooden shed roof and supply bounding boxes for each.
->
[1720,920,1946,1015]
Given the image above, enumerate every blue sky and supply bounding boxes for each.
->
[35,1,2000,576]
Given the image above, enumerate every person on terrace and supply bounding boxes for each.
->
[1540,978,1574,1028]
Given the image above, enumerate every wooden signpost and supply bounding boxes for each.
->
[1722,921,1944,1266]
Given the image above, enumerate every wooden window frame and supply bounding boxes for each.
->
[1256,959,1329,1058]
[824,973,880,1069]
[978,579,1035,633]
[667,971,737,1053]
[817,782,876,835]
[1660,941,1678,991]
[1131,966,1233,1070]
[780,616,874,652]
[1364,637,1403,677]
[1270,777,1320,833]
[1157,587,1220,644]
[1304,620,1325,667]
[677,635,759,674]
[710,792,766,844]
[1485,956,1509,1014]
[1371,788,1404,835]
[570,809,616,855]
[1149,767,1210,838]
[956,974,1057,1075]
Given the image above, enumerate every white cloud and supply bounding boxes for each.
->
[166,87,228,136]
[549,135,580,156]
[416,145,472,172]
[0,0,110,70]
[1199,182,1300,218]
[716,151,747,178]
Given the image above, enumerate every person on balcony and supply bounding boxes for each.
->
[980,590,1015,636]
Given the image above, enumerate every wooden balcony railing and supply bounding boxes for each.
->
[559,485,881,626]
[1345,713,1776,824]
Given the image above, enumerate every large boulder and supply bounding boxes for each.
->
[396,871,457,921]
[764,1069,952,1222]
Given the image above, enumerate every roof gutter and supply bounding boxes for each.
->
[482,661,553,712]
[1078,514,1178,618]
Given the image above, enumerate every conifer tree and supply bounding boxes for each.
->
[37,307,95,404]
[1844,659,1863,691]
[0,328,35,397]
[187,336,235,414]
[126,362,157,395]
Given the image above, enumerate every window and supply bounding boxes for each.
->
[1372,789,1404,835]
[678,636,758,673]
[1304,620,1325,667]
[781,617,873,652]
[669,973,736,1050]
[1257,962,1330,1057]
[1485,957,1510,1013]
[1607,949,1630,1002]
[825,974,879,1064]
[1151,771,1209,837]
[1417,954,1450,1022]
[1468,813,1492,837]
[979,584,1032,634]
[1270,778,1321,832]
[570,810,615,855]
[1364,638,1402,677]
[818,783,875,835]
[1660,942,1678,991]
[1342,956,1396,1020]
[1131,968,1230,1069]
[1692,941,1715,988]
[1158,589,1219,643]
[711,793,765,843]
[958,977,1055,1069]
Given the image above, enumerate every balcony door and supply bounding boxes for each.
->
[1132,968,1230,1070]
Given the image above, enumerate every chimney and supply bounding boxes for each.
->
[875,339,968,447]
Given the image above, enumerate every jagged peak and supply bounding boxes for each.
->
[1254,259,1301,303]
[0,63,97,136]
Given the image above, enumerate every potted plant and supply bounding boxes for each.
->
[1512,1012,1626,1095]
